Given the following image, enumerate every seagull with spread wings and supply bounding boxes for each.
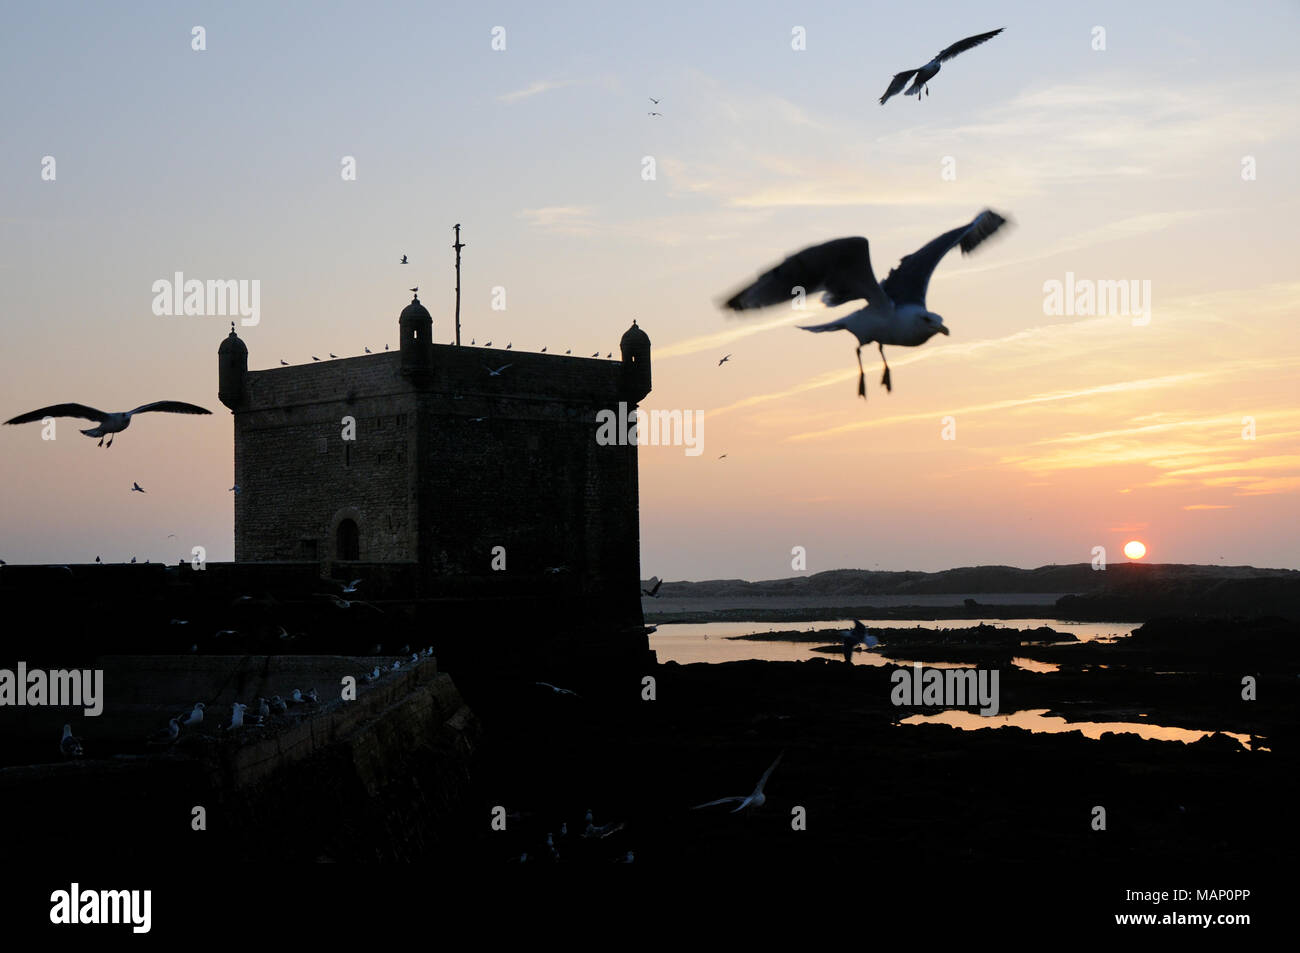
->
[692,751,785,813]
[722,209,1009,398]
[879,28,1004,104]
[4,400,212,446]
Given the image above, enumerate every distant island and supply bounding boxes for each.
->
[642,563,1300,623]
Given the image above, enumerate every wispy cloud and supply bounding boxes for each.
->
[518,205,597,235]
[497,79,577,104]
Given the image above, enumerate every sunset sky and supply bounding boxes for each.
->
[2,0,1297,579]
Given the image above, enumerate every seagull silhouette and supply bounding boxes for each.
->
[641,578,663,597]
[722,209,1009,398]
[649,97,661,104]
[693,751,784,813]
[131,482,145,493]
[648,112,663,117]
[400,255,408,264]
[364,347,372,353]
[4,400,212,447]
[880,28,1004,104]
[409,287,419,293]
[718,354,732,366]
[312,356,321,362]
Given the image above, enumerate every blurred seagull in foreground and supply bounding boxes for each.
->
[879,28,1004,104]
[692,751,784,813]
[722,209,1009,398]
[4,400,212,447]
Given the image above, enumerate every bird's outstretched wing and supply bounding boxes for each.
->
[936,28,1004,63]
[723,237,886,311]
[751,750,785,798]
[881,209,1009,308]
[4,403,107,425]
[692,796,745,810]
[126,401,213,416]
[880,70,918,105]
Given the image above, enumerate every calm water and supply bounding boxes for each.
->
[649,618,1138,665]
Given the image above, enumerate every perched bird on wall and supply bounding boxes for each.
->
[178,702,205,727]
[540,347,547,353]
[280,359,289,366]
[147,718,180,745]
[329,353,338,359]
[4,400,212,447]
[312,356,321,362]
[364,347,372,354]
[591,351,600,357]
[565,349,572,355]
[484,341,492,347]
[269,695,287,714]
[879,28,1004,104]
[722,209,1009,398]
[506,343,513,350]
[60,724,84,758]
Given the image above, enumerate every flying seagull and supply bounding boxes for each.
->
[536,681,579,697]
[839,620,879,663]
[400,255,408,264]
[649,97,661,104]
[879,28,1004,104]
[692,751,784,813]
[4,400,212,447]
[722,209,1009,397]
[718,354,732,366]
[642,578,663,597]
[409,287,419,293]
[131,482,146,493]
[484,364,512,377]
[648,112,663,117]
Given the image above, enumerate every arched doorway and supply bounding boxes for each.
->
[336,518,359,561]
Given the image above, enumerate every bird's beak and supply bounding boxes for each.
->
[938,325,950,336]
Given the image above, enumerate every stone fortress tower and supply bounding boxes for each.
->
[218,297,652,642]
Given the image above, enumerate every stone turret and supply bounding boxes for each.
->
[218,322,247,410]
[620,320,651,403]
[399,294,433,376]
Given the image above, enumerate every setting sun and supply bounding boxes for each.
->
[1124,540,1147,560]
